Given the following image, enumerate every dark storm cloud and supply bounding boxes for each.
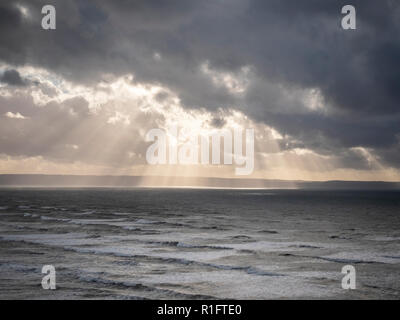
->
[0,0,399,169]
[0,69,27,86]
[210,117,226,129]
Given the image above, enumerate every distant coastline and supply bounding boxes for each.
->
[0,174,399,190]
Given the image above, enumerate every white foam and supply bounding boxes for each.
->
[365,236,400,242]
[136,219,158,224]
[23,213,39,218]
[40,215,69,221]
[68,218,127,226]
[138,270,340,299]
[219,241,338,253]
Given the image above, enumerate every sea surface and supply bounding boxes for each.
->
[0,188,399,299]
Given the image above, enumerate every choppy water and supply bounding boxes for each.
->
[0,188,399,299]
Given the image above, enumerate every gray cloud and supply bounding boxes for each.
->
[0,69,28,86]
[0,0,399,170]
[0,91,162,167]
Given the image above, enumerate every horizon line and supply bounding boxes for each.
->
[0,173,399,184]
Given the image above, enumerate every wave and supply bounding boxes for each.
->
[65,245,284,278]
[77,271,218,299]
[23,213,38,218]
[318,256,381,264]
[145,240,232,250]
[279,252,391,265]
[231,235,252,240]
[258,230,278,234]
[0,263,39,273]
[382,255,400,259]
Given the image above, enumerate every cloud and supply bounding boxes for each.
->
[4,111,27,119]
[0,0,399,176]
[0,69,28,86]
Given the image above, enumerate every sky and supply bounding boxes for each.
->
[0,0,399,182]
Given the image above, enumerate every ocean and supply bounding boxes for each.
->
[0,188,399,299]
